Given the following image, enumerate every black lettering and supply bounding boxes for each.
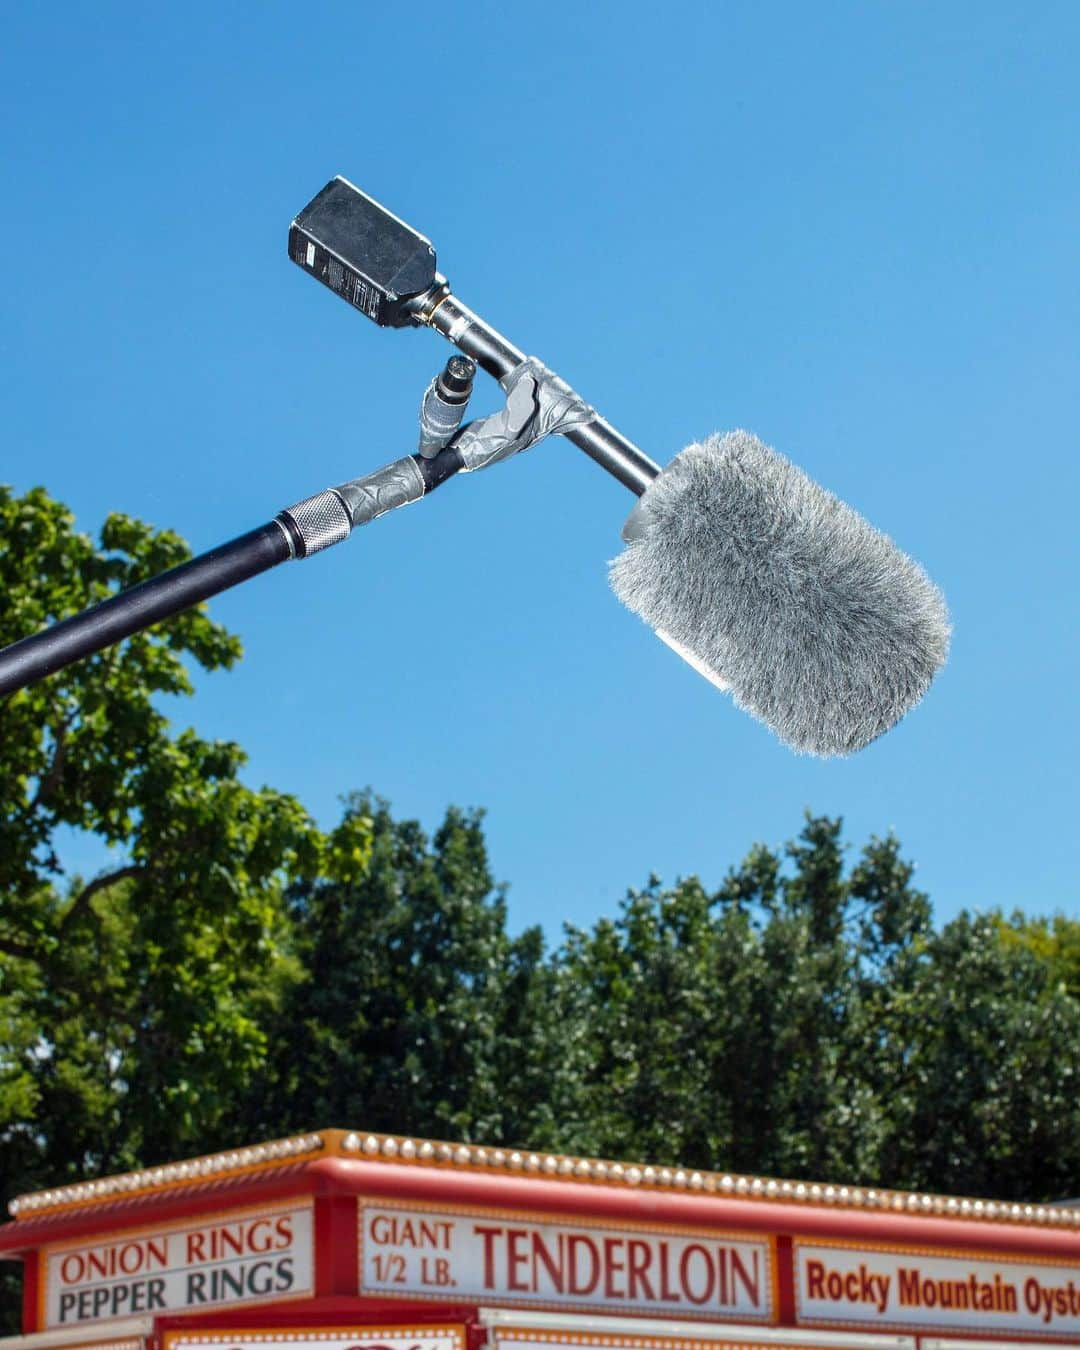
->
[247,1261,274,1296]
[182,1256,297,1307]
[217,1266,245,1300]
[58,1292,76,1323]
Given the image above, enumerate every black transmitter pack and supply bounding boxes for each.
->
[289,177,438,327]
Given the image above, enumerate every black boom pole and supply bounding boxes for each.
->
[0,439,468,699]
[0,524,292,697]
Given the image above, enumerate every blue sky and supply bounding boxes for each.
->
[2,2,1077,937]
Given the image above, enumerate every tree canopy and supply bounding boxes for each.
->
[2,484,1079,1331]
[0,486,334,1191]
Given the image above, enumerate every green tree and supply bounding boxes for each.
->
[553,817,936,1182]
[551,873,759,1165]
[551,819,1080,1200]
[246,793,569,1147]
[0,486,330,1204]
[868,910,1080,1198]
[996,911,1080,1000]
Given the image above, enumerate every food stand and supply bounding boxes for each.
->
[1,1130,1077,1350]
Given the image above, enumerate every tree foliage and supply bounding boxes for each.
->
[0,487,331,1200]
[2,484,1079,1330]
[244,793,565,1147]
[549,823,1080,1195]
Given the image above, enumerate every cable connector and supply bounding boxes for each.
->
[418,355,476,457]
[277,489,352,558]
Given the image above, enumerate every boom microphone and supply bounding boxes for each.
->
[611,432,950,755]
[0,176,951,757]
[288,178,949,753]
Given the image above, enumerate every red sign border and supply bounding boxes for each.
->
[162,1323,467,1350]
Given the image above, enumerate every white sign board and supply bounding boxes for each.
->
[43,1340,144,1350]
[165,1329,463,1350]
[490,1330,914,1350]
[45,1202,313,1327]
[795,1241,1080,1339]
[359,1203,774,1321]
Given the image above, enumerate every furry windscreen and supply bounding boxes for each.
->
[610,431,950,756]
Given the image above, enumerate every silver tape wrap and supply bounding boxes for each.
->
[333,455,426,527]
[454,357,597,472]
[418,379,468,457]
[280,489,352,557]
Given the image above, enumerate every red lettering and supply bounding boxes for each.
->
[603,1237,626,1299]
[187,1232,206,1262]
[532,1232,565,1293]
[275,1215,293,1247]
[680,1245,714,1305]
[731,1248,760,1307]
[119,1244,143,1276]
[86,1250,110,1280]
[475,1225,503,1289]
[567,1234,600,1296]
[60,1255,85,1285]
[60,1236,170,1290]
[507,1229,530,1292]
[658,1241,680,1302]
[627,1239,656,1301]
[716,1247,729,1305]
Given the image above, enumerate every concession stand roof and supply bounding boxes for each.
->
[0,1129,1077,1350]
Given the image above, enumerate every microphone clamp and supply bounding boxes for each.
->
[453,358,597,472]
